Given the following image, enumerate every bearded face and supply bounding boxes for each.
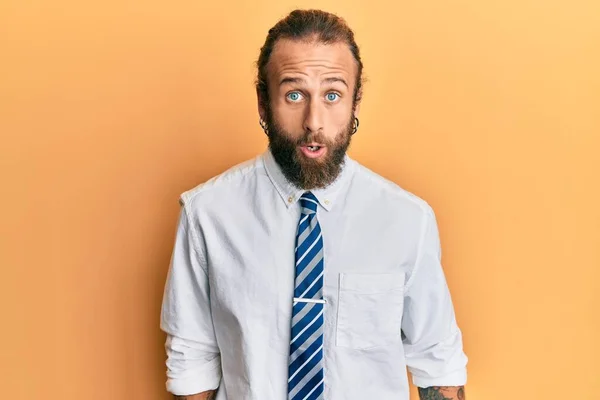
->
[259,39,360,190]
[266,108,354,190]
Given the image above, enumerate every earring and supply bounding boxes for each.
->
[259,119,269,135]
[351,117,360,135]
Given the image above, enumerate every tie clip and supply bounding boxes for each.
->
[293,297,326,304]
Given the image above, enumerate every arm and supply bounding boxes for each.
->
[418,386,465,400]
[173,391,216,400]
[401,206,468,391]
[160,200,222,395]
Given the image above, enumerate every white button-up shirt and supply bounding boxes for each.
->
[160,149,468,399]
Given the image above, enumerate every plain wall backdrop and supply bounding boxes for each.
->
[1,1,599,399]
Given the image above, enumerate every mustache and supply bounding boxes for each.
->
[295,132,331,146]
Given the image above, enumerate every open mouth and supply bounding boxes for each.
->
[299,144,327,158]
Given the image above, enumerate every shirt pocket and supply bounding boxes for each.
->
[335,272,405,350]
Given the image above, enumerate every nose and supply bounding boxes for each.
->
[303,98,324,134]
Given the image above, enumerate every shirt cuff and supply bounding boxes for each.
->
[166,358,222,396]
[411,367,467,388]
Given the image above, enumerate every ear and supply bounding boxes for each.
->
[353,86,362,118]
[257,88,267,121]
[353,101,361,119]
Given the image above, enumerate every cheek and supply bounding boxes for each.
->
[325,103,353,131]
[271,100,305,130]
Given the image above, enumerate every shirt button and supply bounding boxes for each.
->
[288,196,294,203]
[324,200,330,205]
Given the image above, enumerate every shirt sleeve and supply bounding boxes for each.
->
[160,200,222,395]
[401,206,468,388]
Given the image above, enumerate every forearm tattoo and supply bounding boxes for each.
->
[418,386,465,400]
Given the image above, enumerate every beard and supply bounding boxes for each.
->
[266,110,354,190]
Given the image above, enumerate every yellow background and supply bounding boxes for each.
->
[1,1,599,399]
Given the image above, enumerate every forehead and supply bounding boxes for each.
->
[267,38,357,86]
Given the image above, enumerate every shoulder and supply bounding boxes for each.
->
[350,159,434,217]
[179,153,264,212]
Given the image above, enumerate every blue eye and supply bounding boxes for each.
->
[287,92,302,102]
[326,93,339,102]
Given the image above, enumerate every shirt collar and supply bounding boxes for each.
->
[263,147,355,212]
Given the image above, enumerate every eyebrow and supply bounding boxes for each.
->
[322,77,348,88]
[279,77,306,86]
[279,76,349,88]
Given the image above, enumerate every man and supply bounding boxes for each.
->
[160,9,468,400]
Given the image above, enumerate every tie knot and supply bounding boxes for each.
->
[299,192,319,214]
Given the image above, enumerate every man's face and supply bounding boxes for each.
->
[259,38,360,190]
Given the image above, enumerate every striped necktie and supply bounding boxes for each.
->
[287,191,325,400]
